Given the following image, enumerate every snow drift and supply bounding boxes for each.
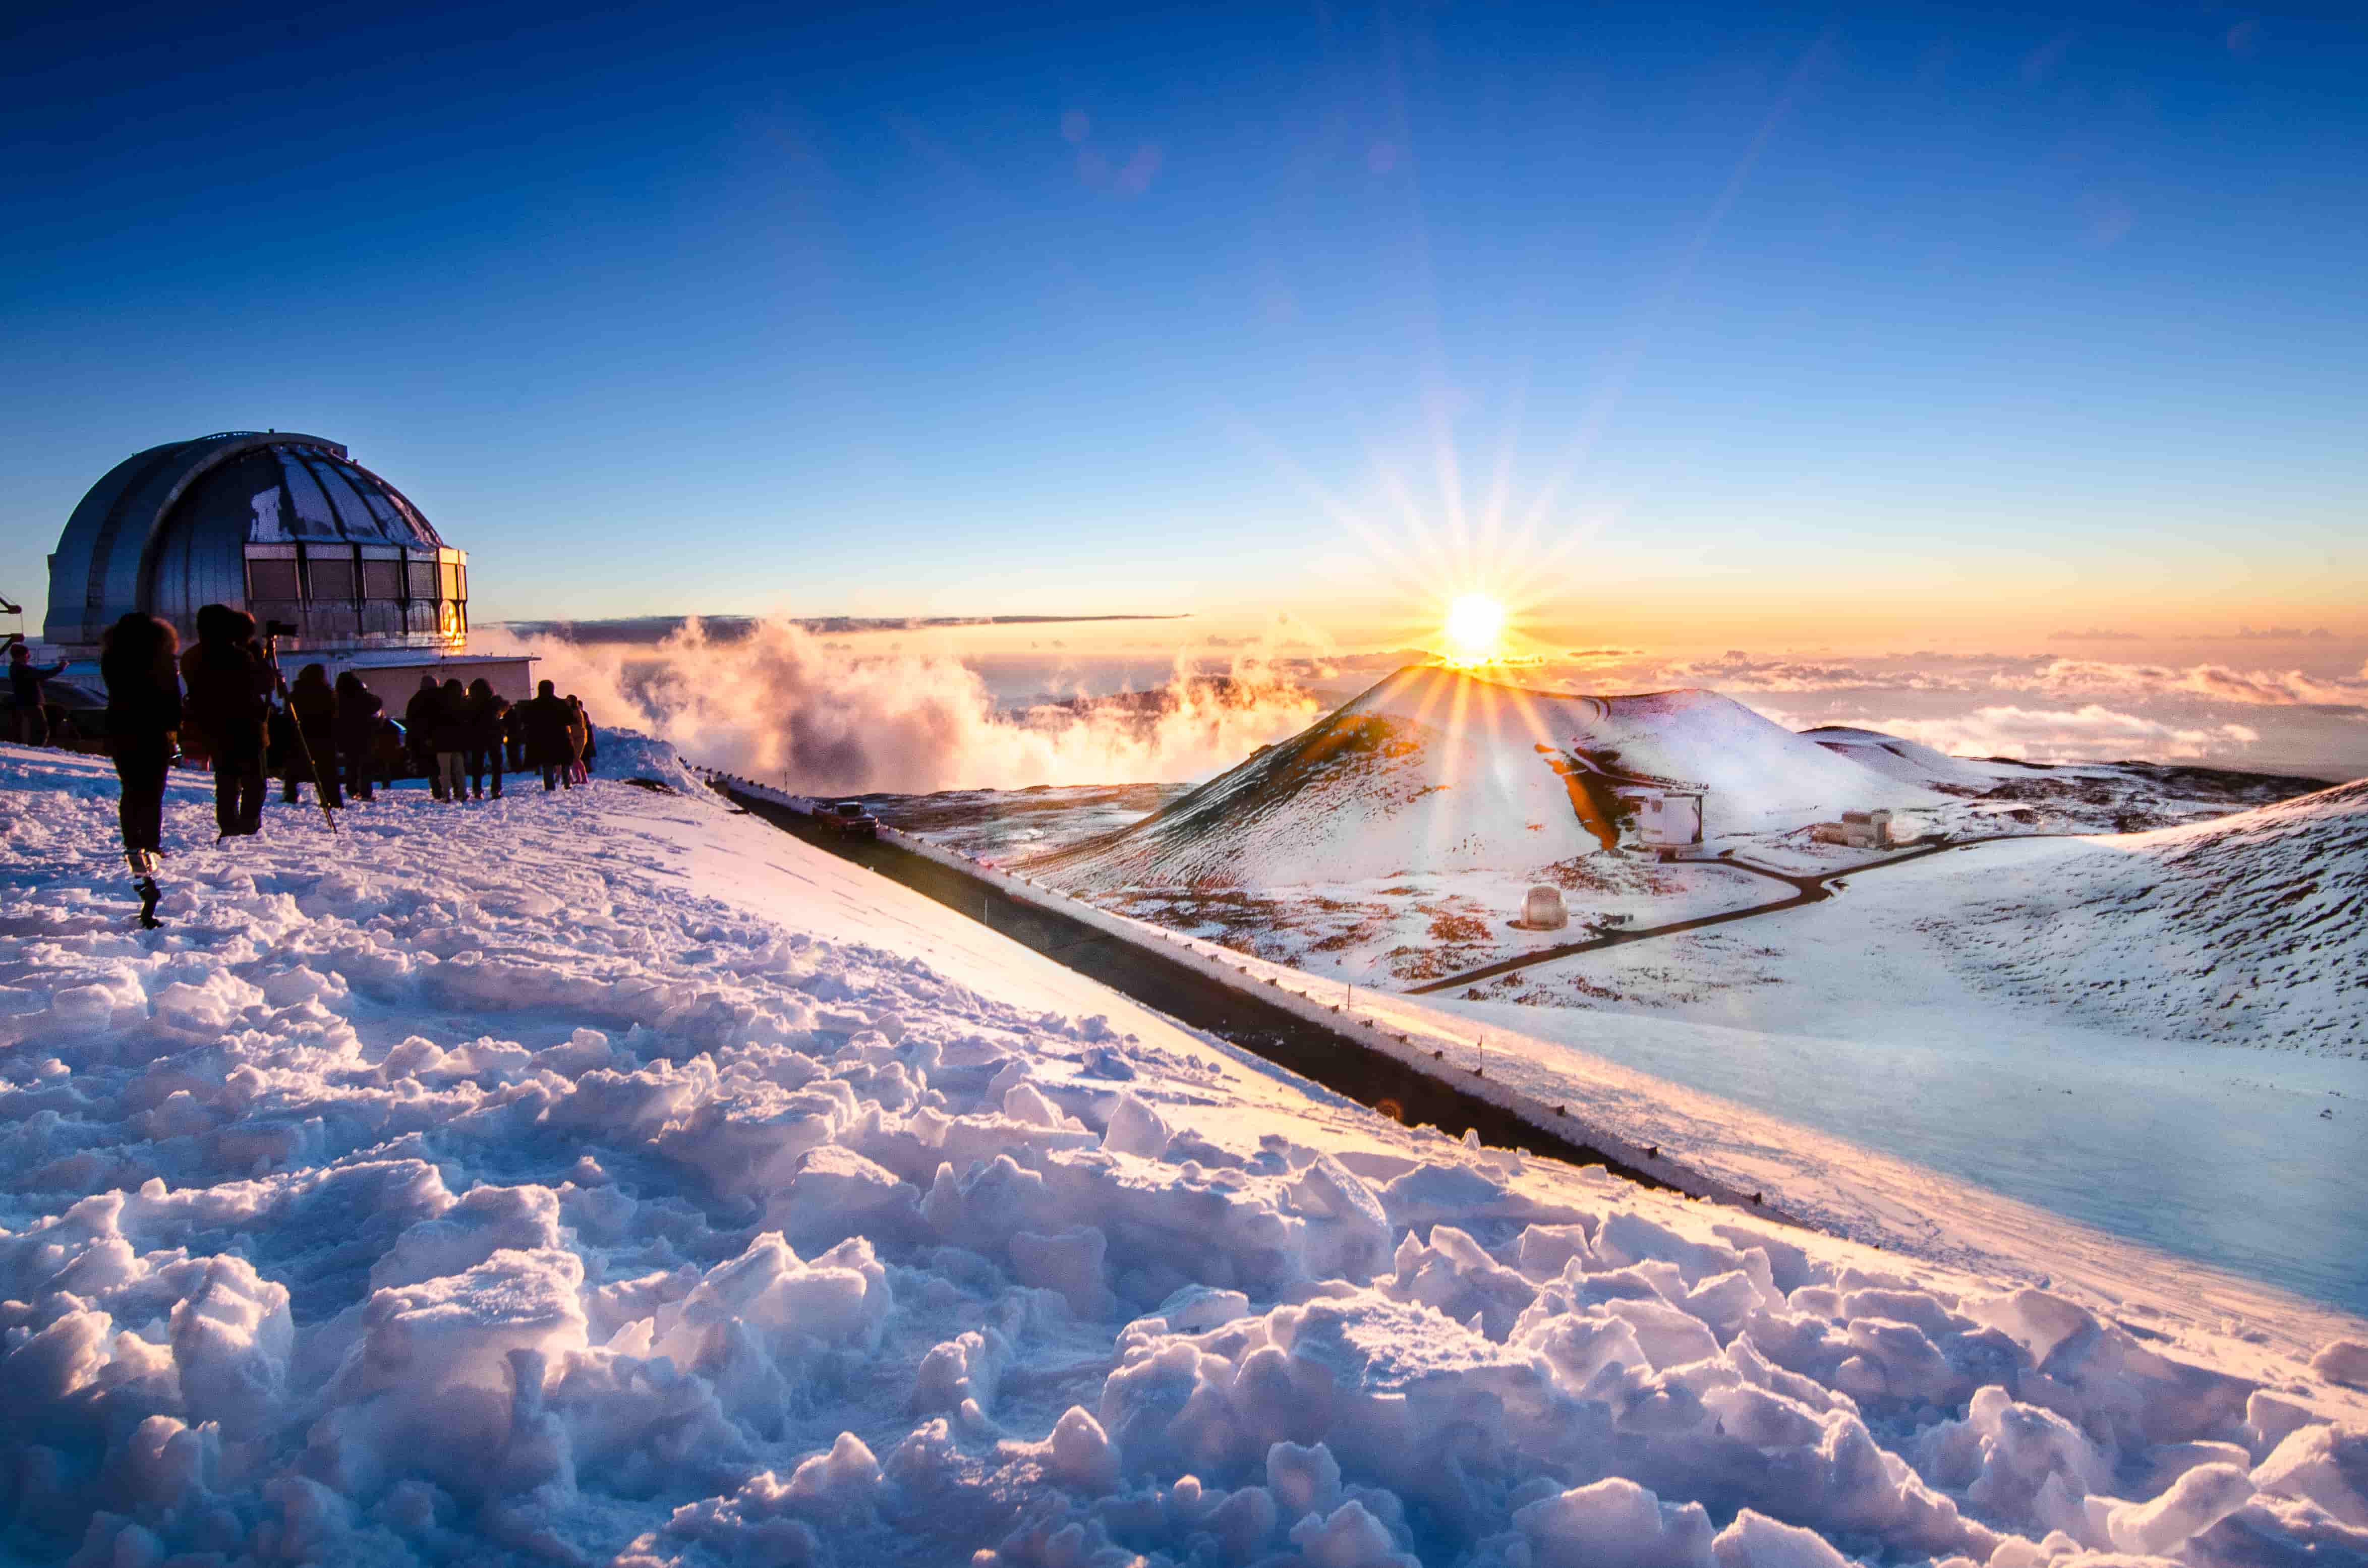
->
[2,739,2361,1567]
[1037,665,1940,889]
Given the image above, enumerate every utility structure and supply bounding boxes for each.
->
[42,430,532,698]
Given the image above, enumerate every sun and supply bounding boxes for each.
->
[1441,593,1508,666]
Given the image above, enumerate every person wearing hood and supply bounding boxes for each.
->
[180,605,273,838]
[100,613,181,926]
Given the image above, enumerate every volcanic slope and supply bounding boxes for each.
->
[1037,664,1938,889]
[1938,777,2368,1049]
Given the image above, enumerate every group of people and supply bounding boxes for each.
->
[83,602,600,928]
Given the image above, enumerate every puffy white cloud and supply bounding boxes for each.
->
[482,618,1323,795]
[1854,705,2260,761]
[1997,659,2368,709]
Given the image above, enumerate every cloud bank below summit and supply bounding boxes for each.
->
[489,617,2367,790]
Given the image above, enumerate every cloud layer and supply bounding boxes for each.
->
[489,619,1324,795]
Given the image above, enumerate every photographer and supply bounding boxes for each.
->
[180,605,273,838]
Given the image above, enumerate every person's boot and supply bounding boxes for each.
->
[125,850,162,927]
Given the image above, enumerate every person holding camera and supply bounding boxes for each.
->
[181,605,274,838]
[100,613,182,927]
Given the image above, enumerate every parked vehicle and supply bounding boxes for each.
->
[817,799,880,840]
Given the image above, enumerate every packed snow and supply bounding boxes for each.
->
[4,738,2366,1567]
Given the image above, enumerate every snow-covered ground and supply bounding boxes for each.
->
[5,739,2367,1567]
[1434,792,2366,1312]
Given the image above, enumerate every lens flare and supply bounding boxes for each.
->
[1442,594,1508,665]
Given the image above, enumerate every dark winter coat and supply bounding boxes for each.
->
[519,693,577,766]
[181,639,273,760]
[286,676,337,743]
[100,647,181,750]
[9,657,66,707]
[469,691,510,751]
[403,682,447,750]
[430,684,473,753]
[334,684,384,751]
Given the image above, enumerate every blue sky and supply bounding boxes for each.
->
[5,1,2364,637]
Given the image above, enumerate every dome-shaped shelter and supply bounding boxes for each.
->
[44,430,469,655]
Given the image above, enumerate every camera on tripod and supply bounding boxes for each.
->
[262,619,300,641]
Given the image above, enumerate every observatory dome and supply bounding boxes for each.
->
[44,431,469,655]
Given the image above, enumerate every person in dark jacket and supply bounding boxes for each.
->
[282,663,341,808]
[333,672,384,801]
[465,678,507,801]
[100,613,181,927]
[9,643,69,746]
[432,677,472,803]
[503,698,529,773]
[181,605,273,838]
[519,680,577,791]
[403,675,448,798]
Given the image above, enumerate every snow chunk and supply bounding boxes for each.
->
[1513,1477,1716,1568]
[2314,1339,2368,1390]
[2252,1423,2368,1529]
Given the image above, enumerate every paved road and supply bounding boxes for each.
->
[1404,836,2034,996]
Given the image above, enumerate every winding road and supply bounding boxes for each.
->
[1405,836,2053,996]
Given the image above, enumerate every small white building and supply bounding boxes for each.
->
[1813,809,1899,849]
[1621,789,1705,849]
[1521,886,1568,929]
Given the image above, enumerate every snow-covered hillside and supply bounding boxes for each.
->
[1042,666,1937,890]
[1801,727,2009,792]
[3,740,2365,1567]
[1937,777,2368,1050]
